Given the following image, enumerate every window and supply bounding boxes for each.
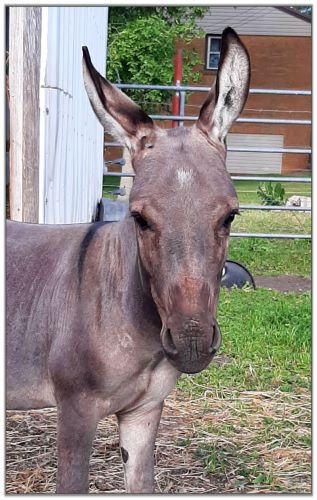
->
[206,35,221,70]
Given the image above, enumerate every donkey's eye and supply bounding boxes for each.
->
[223,211,239,228]
[131,212,152,231]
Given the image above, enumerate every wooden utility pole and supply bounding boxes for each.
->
[9,7,41,222]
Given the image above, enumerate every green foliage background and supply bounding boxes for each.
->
[107,7,207,112]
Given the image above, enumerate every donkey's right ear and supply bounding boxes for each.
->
[197,28,250,143]
[82,46,155,151]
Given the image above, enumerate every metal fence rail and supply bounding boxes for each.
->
[149,115,312,126]
[105,143,311,154]
[104,171,311,184]
[230,232,311,239]
[116,83,312,96]
[116,84,311,126]
[228,147,310,154]
[232,176,311,183]
[104,84,311,240]
[239,204,310,212]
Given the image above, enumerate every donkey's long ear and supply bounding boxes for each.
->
[82,46,155,150]
[197,27,250,142]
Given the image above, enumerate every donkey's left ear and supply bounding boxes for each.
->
[82,46,155,151]
[197,27,250,142]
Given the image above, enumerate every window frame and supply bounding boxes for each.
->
[205,34,222,71]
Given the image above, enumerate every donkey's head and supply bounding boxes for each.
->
[83,27,250,374]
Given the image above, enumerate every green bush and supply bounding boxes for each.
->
[107,7,206,113]
[257,182,286,206]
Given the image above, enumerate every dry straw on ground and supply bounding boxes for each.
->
[6,385,311,494]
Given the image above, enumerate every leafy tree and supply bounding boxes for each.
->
[107,7,207,112]
[290,5,312,16]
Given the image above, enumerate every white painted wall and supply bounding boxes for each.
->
[39,6,108,223]
[196,6,311,37]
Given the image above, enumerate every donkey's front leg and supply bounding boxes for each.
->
[117,402,164,493]
[55,394,99,494]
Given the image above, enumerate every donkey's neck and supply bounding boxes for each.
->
[108,218,162,332]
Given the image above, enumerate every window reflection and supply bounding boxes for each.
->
[210,38,221,52]
[207,36,221,69]
[209,52,220,69]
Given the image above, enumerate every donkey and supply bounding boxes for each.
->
[6,27,250,493]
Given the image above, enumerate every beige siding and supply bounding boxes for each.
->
[227,134,283,174]
[196,6,311,37]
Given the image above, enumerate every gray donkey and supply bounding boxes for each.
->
[6,27,250,493]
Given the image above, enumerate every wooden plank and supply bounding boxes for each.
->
[9,7,41,222]
[9,8,23,221]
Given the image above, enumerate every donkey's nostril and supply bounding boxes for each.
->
[162,328,178,356]
[208,323,221,354]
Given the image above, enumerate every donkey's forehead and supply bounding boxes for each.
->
[135,127,222,173]
[132,126,236,199]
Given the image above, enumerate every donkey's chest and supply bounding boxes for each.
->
[96,357,180,417]
[138,357,180,406]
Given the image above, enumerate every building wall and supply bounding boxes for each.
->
[196,6,311,37]
[40,6,108,223]
[185,34,311,174]
[227,133,283,174]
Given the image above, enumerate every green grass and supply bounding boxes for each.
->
[175,286,311,492]
[196,441,275,487]
[230,179,311,277]
[102,175,120,199]
[194,417,310,491]
[228,208,311,277]
[228,238,311,277]
[234,179,311,205]
[177,287,311,397]
[176,286,311,491]
[232,210,311,235]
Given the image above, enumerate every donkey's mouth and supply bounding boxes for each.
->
[160,323,222,374]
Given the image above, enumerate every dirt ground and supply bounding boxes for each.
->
[6,388,311,494]
[255,275,311,293]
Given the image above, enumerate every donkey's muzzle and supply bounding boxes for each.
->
[161,319,221,374]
